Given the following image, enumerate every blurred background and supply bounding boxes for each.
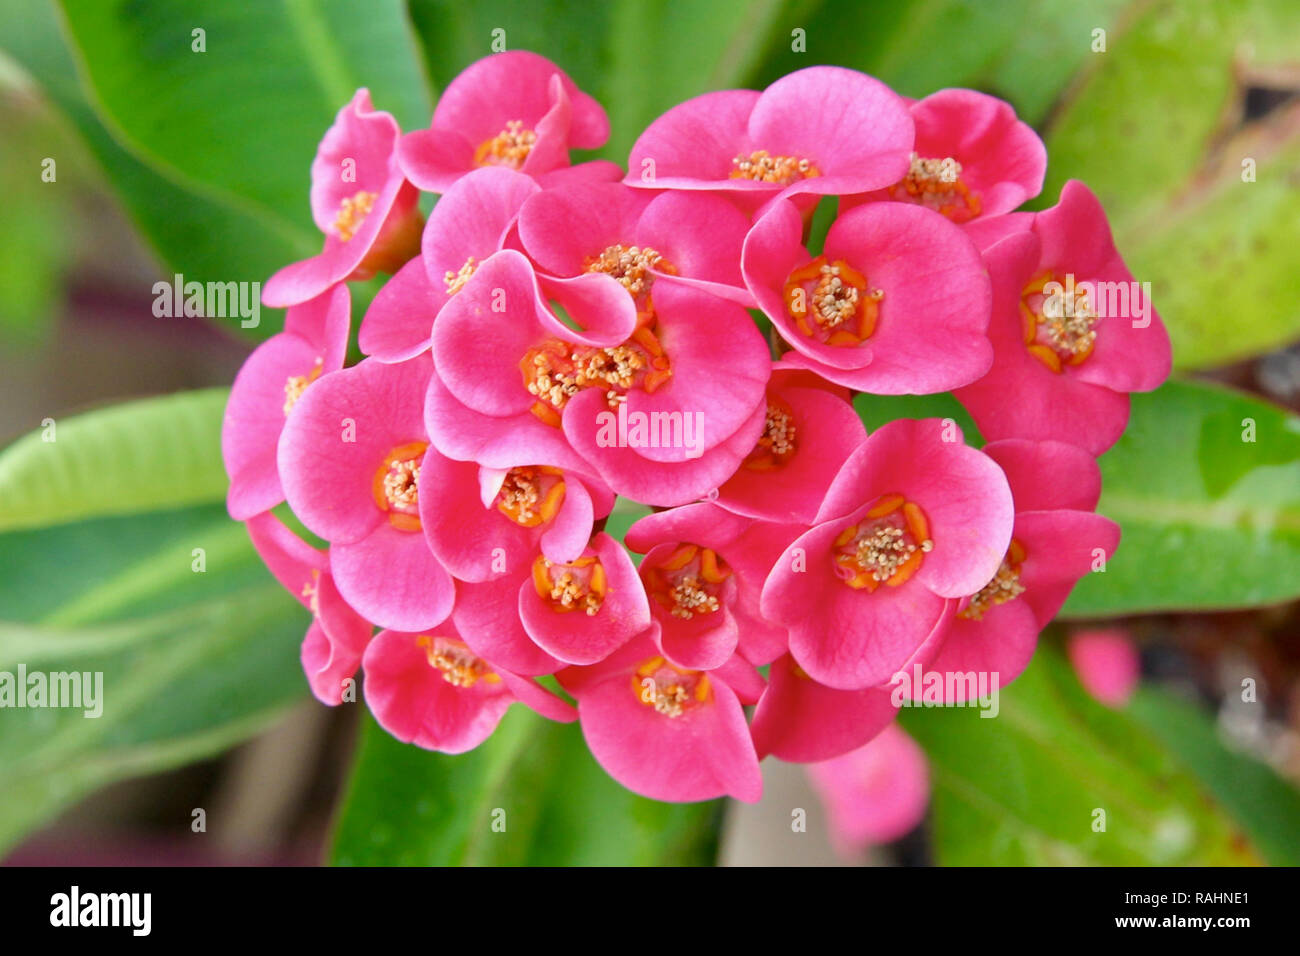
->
[2,0,1300,866]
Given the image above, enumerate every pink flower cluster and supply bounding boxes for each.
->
[223,53,1169,804]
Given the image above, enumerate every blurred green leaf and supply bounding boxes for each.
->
[1128,687,1300,866]
[0,388,229,533]
[904,648,1261,865]
[1041,0,1300,368]
[56,0,430,227]
[0,502,311,856]
[332,707,721,865]
[1063,379,1300,616]
[0,0,310,337]
[751,0,1128,125]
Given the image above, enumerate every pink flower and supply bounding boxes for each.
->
[750,652,902,763]
[743,197,993,392]
[714,367,865,524]
[362,623,576,754]
[1068,628,1140,708]
[359,166,540,362]
[557,634,766,802]
[452,531,650,675]
[626,66,913,204]
[517,181,753,307]
[222,284,350,520]
[761,418,1013,689]
[904,439,1122,698]
[277,355,454,632]
[807,725,930,854]
[954,181,1172,455]
[625,502,803,670]
[398,52,614,193]
[845,88,1046,223]
[244,512,371,706]
[419,445,614,583]
[427,250,770,505]
[264,90,422,307]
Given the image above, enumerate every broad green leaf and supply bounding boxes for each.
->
[332,708,721,866]
[1128,687,1300,867]
[56,0,431,229]
[903,648,1260,865]
[1063,379,1300,616]
[0,0,311,338]
[0,388,229,533]
[1041,0,1300,367]
[0,502,312,856]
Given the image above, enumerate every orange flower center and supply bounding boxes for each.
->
[495,466,566,527]
[630,656,711,718]
[730,150,820,185]
[743,399,798,472]
[416,635,500,687]
[521,323,672,427]
[334,190,378,242]
[474,120,537,169]
[784,255,883,347]
[958,538,1027,620]
[1020,271,1099,373]
[891,153,981,222]
[833,493,933,591]
[532,553,607,615]
[644,544,731,620]
[371,441,427,532]
[584,244,679,310]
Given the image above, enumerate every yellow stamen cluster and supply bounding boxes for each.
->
[498,469,541,522]
[1021,273,1100,372]
[632,656,710,718]
[896,153,980,221]
[855,526,927,583]
[834,495,933,592]
[1041,288,1099,359]
[812,263,861,329]
[533,555,606,616]
[763,404,795,458]
[526,344,646,411]
[382,459,420,510]
[959,540,1027,620]
[444,257,477,295]
[730,150,820,184]
[585,245,673,297]
[283,375,310,415]
[669,576,720,619]
[334,190,377,242]
[475,120,537,169]
[418,637,497,688]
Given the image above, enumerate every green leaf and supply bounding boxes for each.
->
[56,0,431,229]
[0,0,311,338]
[0,503,311,855]
[1127,687,1300,867]
[332,708,721,865]
[1063,379,1300,616]
[903,648,1261,865]
[1040,0,1300,368]
[0,388,230,533]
